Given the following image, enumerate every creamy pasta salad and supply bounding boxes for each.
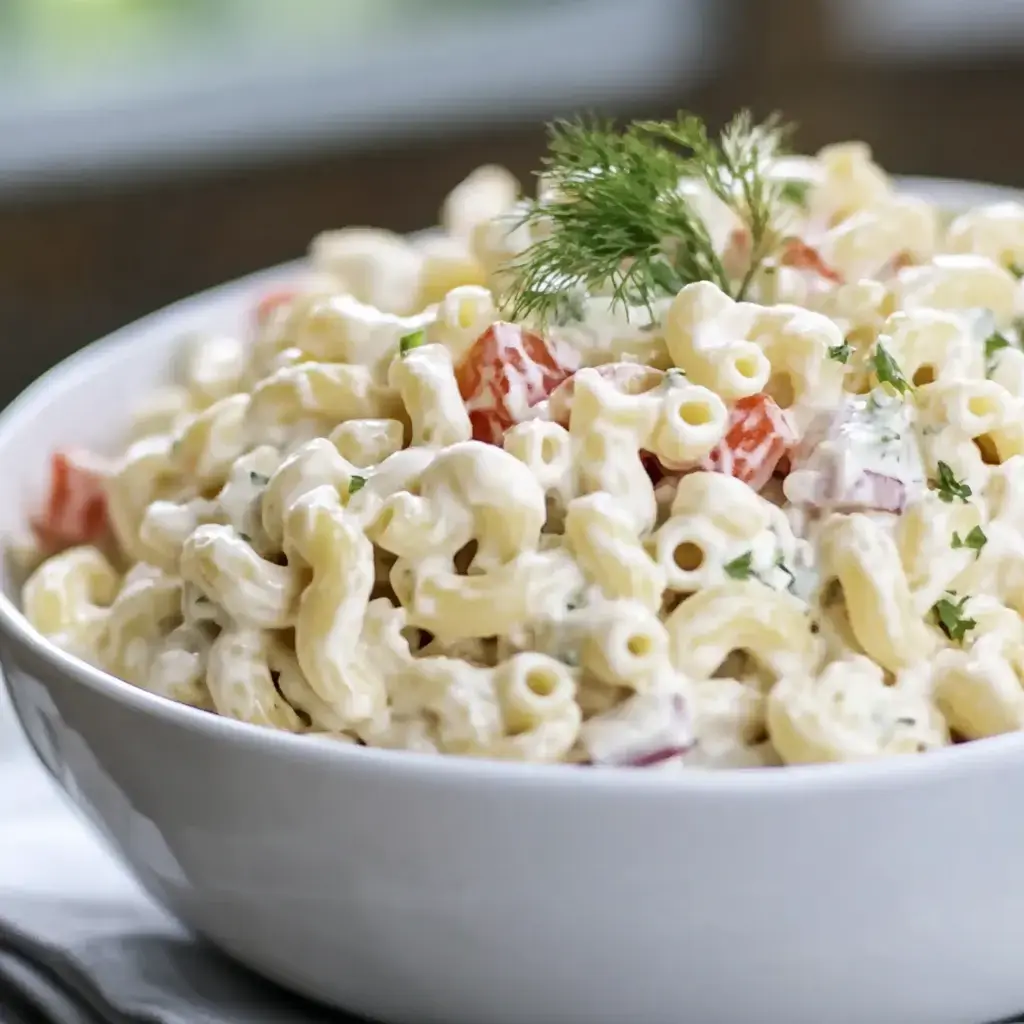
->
[20,111,1024,769]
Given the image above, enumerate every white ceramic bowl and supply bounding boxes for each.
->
[4,178,1024,1024]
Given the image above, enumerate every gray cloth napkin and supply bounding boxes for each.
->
[0,688,359,1024]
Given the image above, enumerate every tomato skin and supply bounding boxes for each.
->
[700,393,796,492]
[31,450,111,552]
[454,321,576,444]
[780,238,844,284]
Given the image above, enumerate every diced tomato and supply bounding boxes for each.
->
[31,450,111,552]
[455,321,577,445]
[254,288,299,329]
[780,238,843,284]
[547,362,665,428]
[701,394,796,492]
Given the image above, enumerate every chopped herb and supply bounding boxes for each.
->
[348,475,367,496]
[1011,262,1024,280]
[249,471,270,486]
[779,179,811,209]
[952,525,987,555]
[507,109,793,321]
[878,430,901,445]
[985,330,1011,369]
[894,716,917,727]
[828,342,852,364]
[870,342,911,396]
[399,329,426,355]
[932,592,976,644]
[932,461,972,504]
[239,532,252,543]
[562,649,581,667]
[724,551,754,580]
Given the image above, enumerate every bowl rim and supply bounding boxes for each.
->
[4,173,1024,797]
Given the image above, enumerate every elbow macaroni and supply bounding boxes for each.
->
[24,141,1024,770]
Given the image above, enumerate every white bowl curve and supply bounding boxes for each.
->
[4,179,1024,1024]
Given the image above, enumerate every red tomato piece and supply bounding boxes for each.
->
[701,394,796,492]
[780,238,844,284]
[31,450,112,552]
[455,322,577,444]
[254,288,300,330]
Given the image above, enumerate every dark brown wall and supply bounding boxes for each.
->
[3,0,1023,405]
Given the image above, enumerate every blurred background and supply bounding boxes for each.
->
[2,0,1023,405]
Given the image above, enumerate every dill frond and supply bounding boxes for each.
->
[505,109,793,324]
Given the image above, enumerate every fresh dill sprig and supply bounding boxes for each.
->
[506,110,792,323]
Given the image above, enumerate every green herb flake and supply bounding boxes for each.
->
[870,342,911,396]
[399,330,426,356]
[724,551,755,580]
[932,461,972,504]
[249,471,270,486]
[348,475,367,496]
[779,179,811,209]
[1010,262,1024,280]
[932,592,976,644]
[952,525,987,555]
[828,342,852,364]
[985,330,1011,369]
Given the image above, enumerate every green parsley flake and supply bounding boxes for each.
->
[348,475,367,496]
[779,179,811,209]
[932,593,976,644]
[985,330,1011,369]
[399,329,426,356]
[952,525,987,555]
[724,551,754,580]
[828,342,852,364]
[1011,262,1024,280]
[249,471,270,486]
[870,342,911,396]
[932,461,972,504]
